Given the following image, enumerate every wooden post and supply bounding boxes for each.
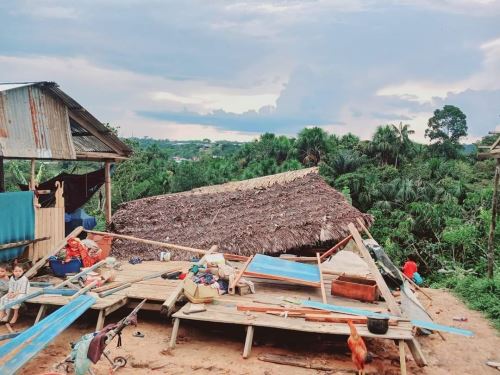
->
[169,318,180,349]
[0,156,4,192]
[243,325,254,359]
[487,162,499,279]
[316,253,327,304]
[399,340,408,375]
[30,159,36,190]
[104,161,112,225]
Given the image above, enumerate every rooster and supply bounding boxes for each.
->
[347,320,373,375]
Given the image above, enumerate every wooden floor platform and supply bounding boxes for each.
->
[26,261,190,330]
[170,276,415,359]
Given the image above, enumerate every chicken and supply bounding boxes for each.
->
[347,320,373,375]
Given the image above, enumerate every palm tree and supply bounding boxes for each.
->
[391,122,415,167]
[296,127,328,166]
[371,125,399,165]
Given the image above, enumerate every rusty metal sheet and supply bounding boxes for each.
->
[0,85,76,159]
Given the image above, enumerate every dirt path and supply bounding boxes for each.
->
[8,288,500,374]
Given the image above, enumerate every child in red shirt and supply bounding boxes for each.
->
[402,255,423,285]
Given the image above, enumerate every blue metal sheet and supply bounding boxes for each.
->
[302,301,474,337]
[246,254,320,284]
[0,295,95,373]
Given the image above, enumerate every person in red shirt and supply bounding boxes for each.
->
[402,255,423,285]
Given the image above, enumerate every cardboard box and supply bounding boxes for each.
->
[183,278,219,303]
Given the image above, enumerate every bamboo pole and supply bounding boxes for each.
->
[86,229,208,255]
[30,159,36,190]
[487,162,499,279]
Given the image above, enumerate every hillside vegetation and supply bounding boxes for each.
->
[4,105,499,328]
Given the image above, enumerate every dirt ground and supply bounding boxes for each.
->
[7,288,500,375]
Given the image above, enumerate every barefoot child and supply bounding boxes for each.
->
[0,264,30,324]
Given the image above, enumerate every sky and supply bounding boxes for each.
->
[0,0,499,142]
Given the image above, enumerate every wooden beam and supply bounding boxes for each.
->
[356,217,374,239]
[86,230,208,255]
[487,162,499,279]
[317,253,327,304]
[29,159,36,189]
[348,223,402,316]
[0,156,4,192]
[104,161,112,225]
[229,255,253,295]
[0,237,50,250]
[76,151,127,161]
[25,226,84,279]
[319,235,353,261]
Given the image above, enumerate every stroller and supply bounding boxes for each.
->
[55,299,147,374]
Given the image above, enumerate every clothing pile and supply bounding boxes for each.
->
[55,237,102,268]
[188,264,229,294]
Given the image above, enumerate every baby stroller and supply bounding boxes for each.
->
[55,299,147,374]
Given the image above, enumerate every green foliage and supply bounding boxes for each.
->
[432,273,500,329]
[426,105,468,158]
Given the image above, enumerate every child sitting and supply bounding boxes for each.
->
[0,264,9,298]
[0,264,30,324]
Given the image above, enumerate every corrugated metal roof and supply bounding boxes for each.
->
[0,84,76,159]
[0,81,132,159]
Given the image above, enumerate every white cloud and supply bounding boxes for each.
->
[0,55,266,140]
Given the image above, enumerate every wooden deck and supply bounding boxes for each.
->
[171,275,415,358]
[26,261,190,330]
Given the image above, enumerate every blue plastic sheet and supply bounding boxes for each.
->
[0,191,35,261]
[246,254,321,284]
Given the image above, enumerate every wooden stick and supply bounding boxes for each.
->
[86,230,208,255]
[237,305,331,314]
[348,223,402,316]
[93,268,181,293]
[319,235,353,261]
[69,280,99,300]
[229,255,253,295]
[356,217,374,240]
[316,253,327,304]
[25,226,84,279]
[401,272,432,301]
[0,237,50,251]
[53,258,109,289]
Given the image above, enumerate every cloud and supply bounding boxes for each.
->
[0,1,499,142]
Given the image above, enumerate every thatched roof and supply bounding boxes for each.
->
[110,168,373,260]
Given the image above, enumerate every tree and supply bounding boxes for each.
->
[295,127,328,166]
[425,105,467,158]
[370,125,399,165]
[391,122,415,167]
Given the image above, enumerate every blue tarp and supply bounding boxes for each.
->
[0,191,35,261]
[246,254,321,284]
[65,208,97,234]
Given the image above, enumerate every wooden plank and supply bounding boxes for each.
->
[348,223,402,316]
[229,255,253,295]
[406,338,427,367]
[320,235,353,260]
[173,304,414,340]
[25,226,84,278]
[356,217,374,240]
[316,253,327,304]
[34,305,47,324]
[237,305,332,314]
[96,310,105,331]
[242,325,254,359]
[243,271,320,287]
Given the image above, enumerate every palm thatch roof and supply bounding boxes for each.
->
[110,168,373,260]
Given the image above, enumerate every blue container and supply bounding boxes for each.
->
[49,258,82,277]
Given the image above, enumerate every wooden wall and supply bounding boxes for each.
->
[29,182,65,261]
